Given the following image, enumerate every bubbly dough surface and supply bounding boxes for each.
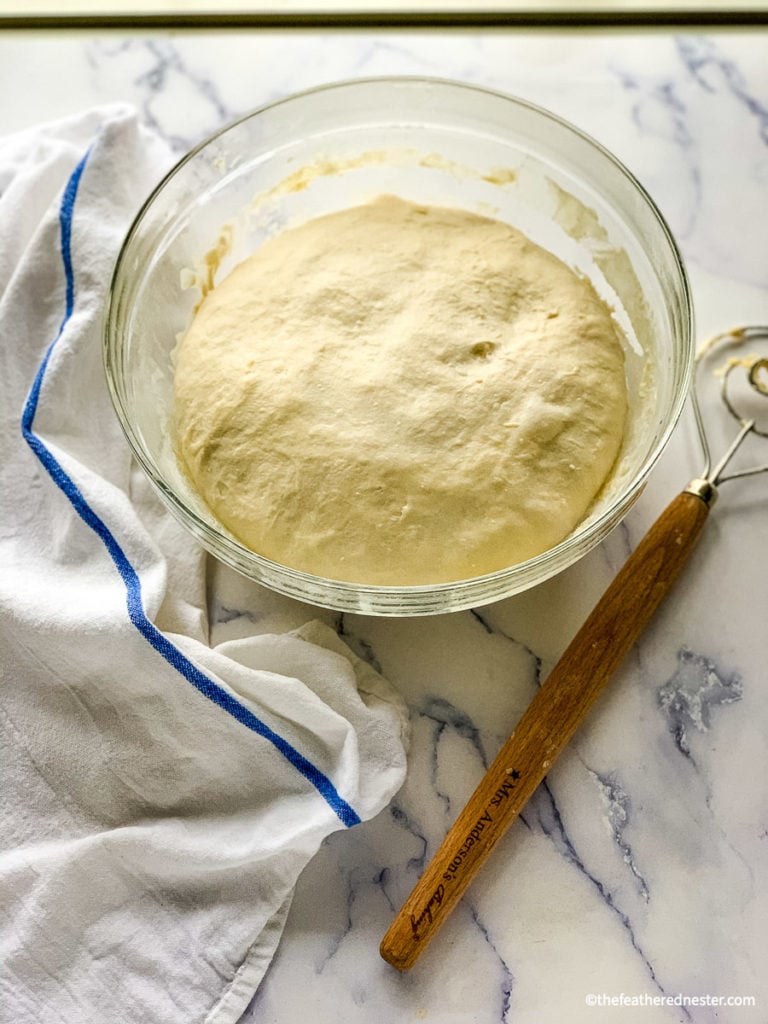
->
[173,195,627,584]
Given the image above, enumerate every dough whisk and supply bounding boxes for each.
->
[381,324,768,971]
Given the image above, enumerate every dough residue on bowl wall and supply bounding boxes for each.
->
[546,178,656,503]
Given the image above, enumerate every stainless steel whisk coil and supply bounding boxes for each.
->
[685,325,768,506]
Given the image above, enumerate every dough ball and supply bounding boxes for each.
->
[173,195,627,585]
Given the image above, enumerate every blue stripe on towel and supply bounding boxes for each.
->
[21,149,361,829]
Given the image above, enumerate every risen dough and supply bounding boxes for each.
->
[173,194,627,585]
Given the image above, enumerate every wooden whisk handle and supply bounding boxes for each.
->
[380,489,711,971]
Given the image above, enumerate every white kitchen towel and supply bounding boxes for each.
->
[0,106,409,1024]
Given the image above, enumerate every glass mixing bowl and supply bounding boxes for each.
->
[104,76,693,615]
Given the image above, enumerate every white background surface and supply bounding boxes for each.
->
[3,3,767,15]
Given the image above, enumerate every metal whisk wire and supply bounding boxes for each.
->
[689,325,768,489]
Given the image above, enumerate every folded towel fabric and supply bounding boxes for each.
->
[0,106,409,1024]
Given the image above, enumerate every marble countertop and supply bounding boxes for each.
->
[2,25,766,1024]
